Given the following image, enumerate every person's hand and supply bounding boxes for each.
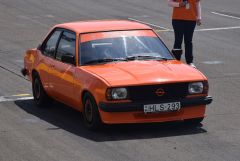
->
[197,19,202,26]
[179,1,187,7]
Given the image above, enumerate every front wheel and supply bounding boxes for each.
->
[32,75,52,107]
[82,93,102,130]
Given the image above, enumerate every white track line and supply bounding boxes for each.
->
[211,12,240,20]
[128,17,240,32]
[0,96,33,102]
[128,18,170,31]
[156,26,240,32]
[195,26,240,32]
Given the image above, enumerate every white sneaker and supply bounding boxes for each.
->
[188,63,197,68]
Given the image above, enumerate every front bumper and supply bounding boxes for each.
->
[99,96,213,112]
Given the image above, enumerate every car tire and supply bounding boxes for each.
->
[82,93,102,130]
[184,117,204,127]
[32,74,52,107]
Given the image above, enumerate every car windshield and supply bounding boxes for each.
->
[79,30,173,65]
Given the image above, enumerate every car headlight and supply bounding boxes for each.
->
[188,82,204,94]
[106,88,128,100]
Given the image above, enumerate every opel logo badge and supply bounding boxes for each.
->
[155,88,165,96]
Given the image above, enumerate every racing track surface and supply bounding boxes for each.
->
[0,0,240,161]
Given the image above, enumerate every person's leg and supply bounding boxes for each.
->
[183,20,196,64]
[172,20,184,60]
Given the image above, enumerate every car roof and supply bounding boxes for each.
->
[55,20,152,34]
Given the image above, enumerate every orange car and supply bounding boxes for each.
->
[22,20,212,130]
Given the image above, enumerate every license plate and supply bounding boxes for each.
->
[143,102,181,114]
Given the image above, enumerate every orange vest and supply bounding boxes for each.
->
[172,0,198,21]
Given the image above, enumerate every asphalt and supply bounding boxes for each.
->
[0,0,240,160]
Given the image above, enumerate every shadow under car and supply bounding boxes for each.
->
[15,99,207,142]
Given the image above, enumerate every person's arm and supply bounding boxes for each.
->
[196,0,202,20]
[168,0,186,7]
[196,0,202,25]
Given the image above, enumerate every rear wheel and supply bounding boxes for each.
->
[32,74,52,107]
[82,93,102,130]
[184,117,204,127]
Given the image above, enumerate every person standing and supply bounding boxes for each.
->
[168,0,202,68]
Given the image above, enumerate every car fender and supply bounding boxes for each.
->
[73,67,110,111]
[24,49,39,81]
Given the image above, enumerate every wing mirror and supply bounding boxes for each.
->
[61,54,75,65]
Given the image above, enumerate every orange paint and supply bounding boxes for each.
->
[99,105,206,124]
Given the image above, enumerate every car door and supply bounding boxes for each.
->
[50,30,76,106]
[38,29,62,97]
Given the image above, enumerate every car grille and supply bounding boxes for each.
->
[128,83,189,102]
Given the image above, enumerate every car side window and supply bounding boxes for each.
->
[43,30,62,57]
[56,31,76,62]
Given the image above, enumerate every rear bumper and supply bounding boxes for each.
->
[99,96,213,112]
[21,68,29,76]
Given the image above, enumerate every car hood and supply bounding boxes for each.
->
[81,60,206,86]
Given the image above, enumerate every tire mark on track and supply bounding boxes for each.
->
[0,65,29,81]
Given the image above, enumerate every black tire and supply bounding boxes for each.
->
[184,117,204,127]
[32,74,52,107]
[82,93,102,130]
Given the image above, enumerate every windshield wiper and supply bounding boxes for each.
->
[84,55,168,65]
[126,55,168,61]
[84,58,127,65]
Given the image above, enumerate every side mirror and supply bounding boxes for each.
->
[61,54,75,65]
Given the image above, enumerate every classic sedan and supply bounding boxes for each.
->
[22,20,212,130]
